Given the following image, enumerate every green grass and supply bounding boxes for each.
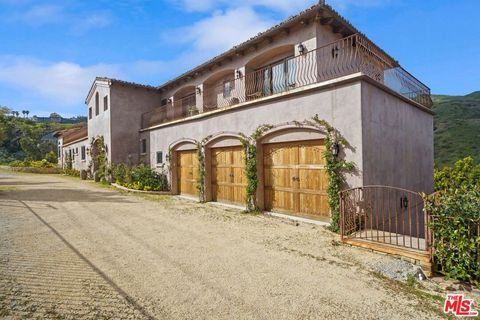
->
[433,91,480,167]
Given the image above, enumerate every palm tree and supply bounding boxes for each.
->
[25,110,30,118]
[22,110,26,118]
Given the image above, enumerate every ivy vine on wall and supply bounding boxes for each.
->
[239,117,354,231]
[239,125,273,212]
[195,136,211,203]
[88,136,108,180]
[306,115,355,232]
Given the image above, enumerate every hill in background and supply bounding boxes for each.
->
[433,91,480,167]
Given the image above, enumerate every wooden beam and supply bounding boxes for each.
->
[280,28,290,36]
[333,25,346,34]
[320,17,334,25]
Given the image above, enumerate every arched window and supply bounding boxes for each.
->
[104,95,108,111]
[95,92,99,115]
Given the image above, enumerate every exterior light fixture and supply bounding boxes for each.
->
[167,98,172,103]
[196,87,202,95]
[298,43,306,55]
[235,70,242,78]
[401,196,409,209]
[331,142,340,157]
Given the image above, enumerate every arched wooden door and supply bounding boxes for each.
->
[264,140,329,219]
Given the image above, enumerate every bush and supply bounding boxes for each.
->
[435,157,480,191]
[63,168,80,177]
[425,189,480,284]
[45,151,57,164]
[111,163,169,192]
[9,159,57,168]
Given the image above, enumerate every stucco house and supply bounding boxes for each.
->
[54,125,89,171]
[61,2,433,223]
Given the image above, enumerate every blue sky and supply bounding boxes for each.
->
[0,0,478,117]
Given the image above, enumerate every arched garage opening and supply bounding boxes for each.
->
[256,125,330,221]
[169,139,198,197]
[204,133,246,206]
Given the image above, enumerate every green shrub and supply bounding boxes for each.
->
[45,151,57,164]
[111,163,168,192]
[425,188,480,284]
[434,157,480,191]
[9,159,57,168]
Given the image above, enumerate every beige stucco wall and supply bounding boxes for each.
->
[110,84,162,164]
[62,138,89,171]
[87,79,111,160]
[143,81,365,197]
[360,81,434,193]
[86,80,162,165]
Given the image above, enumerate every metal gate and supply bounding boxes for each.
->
[340,186,430,252]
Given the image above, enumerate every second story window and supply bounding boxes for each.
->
[104,95,108,111]
[89,107,92,120]
[95,92,99,116]
[141,139,147,154]
[81,146,86,160]
[223,81,232,98]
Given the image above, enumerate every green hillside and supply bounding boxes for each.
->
[433,91,480,167]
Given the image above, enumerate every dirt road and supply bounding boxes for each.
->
[0,170,444,319]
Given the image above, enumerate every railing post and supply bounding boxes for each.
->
[340,191,344,240]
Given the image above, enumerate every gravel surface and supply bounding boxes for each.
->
[0,170,446,319]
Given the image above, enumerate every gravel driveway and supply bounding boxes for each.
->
[0,170,445,319]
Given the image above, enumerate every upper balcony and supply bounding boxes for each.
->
[141,34,432,129]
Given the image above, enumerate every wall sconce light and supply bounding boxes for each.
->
[298,43,306,55]
[167,98,172,103]
[331,142,340,157]
[235,70,242,78]
[401,196,409,209]
[196,87,202,95]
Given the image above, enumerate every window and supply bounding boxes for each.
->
[223,81,232,98]
[156,151,163,164]
[81,146,86,160]
[161,98,167,106]
[76,147,78,154]
[104,95,108,111]
[89,107,92,119]
[141,139,147,154]
[95,92,99,115]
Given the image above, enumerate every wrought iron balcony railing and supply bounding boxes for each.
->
[142,34,432,129]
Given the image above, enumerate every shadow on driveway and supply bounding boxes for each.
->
[0,188,135,203]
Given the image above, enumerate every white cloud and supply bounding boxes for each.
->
[171,0,317,14]
[0,56,121,106]
[71,12,113,34]
[8,4,64,26]
[328,0,393,10]
[164,7,275,57]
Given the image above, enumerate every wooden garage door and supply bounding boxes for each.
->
[211,146,247,205]
[264,141,329,218]
[177,150,199,197]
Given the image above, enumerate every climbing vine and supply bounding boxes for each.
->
[240,124,273,212]
[196,136,211,203]
[305,115,355,232]
[89,136,108,181]
[238,117,354,230]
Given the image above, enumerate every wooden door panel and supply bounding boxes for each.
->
[264,141,329,219]
[211,146,246,205]
[178,150,198,196]
[265,189,295,212]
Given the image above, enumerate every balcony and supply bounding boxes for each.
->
[142,34,432,129]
